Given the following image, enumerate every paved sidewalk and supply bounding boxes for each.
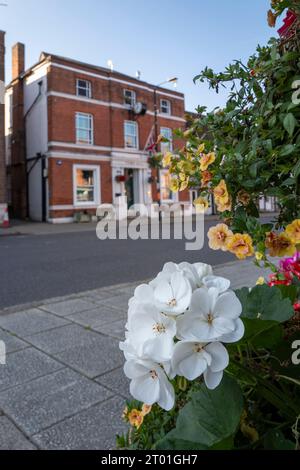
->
[0,260,272,450]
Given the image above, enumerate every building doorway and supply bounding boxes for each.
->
[124,169,134,209]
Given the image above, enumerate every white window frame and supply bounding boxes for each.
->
[76,79,92,98]
[160,127,173,153]
[75,112,94,145]
[160,99,171,115]
[124,89,136,107]
[160,169,178,203]
[73,164,101,207]
[124,120,139,149]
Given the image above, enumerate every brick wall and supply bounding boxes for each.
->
[0,31,6,206]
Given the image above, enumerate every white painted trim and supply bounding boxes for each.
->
[48,141,149,155]
[73,163,101,207]
[47,91,185,122]
[50,62,185,100]
[49,204,98,210]
[48,217,74,224]
[47,151,110,162]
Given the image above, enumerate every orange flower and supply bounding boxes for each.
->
[265,232,296,257]
[201,170,212,187]
[237,189,251,206]
[128,409,144,429]
[285,219,300,245]
[200,152,215,171]
[207,223,233,251]
[226,233,254,260]
[214,180,232,213]
[267,9,277,27]
[141,404,152,416]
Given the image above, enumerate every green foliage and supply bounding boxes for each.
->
[156,375,243,450]
[236,284,294,322]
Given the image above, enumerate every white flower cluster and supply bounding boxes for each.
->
[120,262,244,411]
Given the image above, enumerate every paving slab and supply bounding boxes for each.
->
[95,367,130,399]
[67,306,124,328]
[0,328,29,353]
[54,335,123,378]
[25,323,108,355]
[0,368,113,436]
[41,298,98,317]
[0,347,63,392]
[93,318,126,340]
[0,415,37,450]
[32,396,128,450]
[0,308,69,337]
[100,295,130,312]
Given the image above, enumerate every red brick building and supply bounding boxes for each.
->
[5,43,189,223]
[0,31,8,226]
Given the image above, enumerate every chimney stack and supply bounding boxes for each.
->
[12,42,25,80]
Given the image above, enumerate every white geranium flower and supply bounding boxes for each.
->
[124,360,175,411]
[127,304,176,362]
[177,287,244,343]
[153,271,192,315]
[202,275,230,293]
[172,341,229,388]
[177,262,213,290]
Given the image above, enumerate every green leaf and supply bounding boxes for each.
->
[264,430,295,450]
[283,113,297,137]
[155,430,208,450]
[235,285,294,322]
[241,318,283,349]
[279,144,296,156]
[164,375,243,448]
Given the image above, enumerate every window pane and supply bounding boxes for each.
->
[124,122,137,148]
[77,80,91,98]
[160,171,173,201]
[76,169,95,202]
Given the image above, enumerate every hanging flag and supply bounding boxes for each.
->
[144,125,156,154]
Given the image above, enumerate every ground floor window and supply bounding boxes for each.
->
[73,164,100,206]
[160,170,178,203]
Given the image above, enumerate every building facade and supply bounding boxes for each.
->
[5,44,189,223]
[0,31,8,227]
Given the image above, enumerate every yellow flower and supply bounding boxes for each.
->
[122,406,128,421]
[141,404,152,416]
[255,252,263,261]
[285,219,300,245]
[179,178,189,191]
[214,179,229,205]
[256,276,265,285]
[128,409,144,430]
[214,179,232,212]
[265,232,296,258]
[162,152,172,168]
[169,177,179,192]
[196,143,205,155]
[193,196,209,213]
[226,233,254,260]
[179,172,186,182]
[200,152,216,171]
[207,223,233,251]
[215,197,232,213]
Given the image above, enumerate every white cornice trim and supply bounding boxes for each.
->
[48,141,149,155]
[50,62,185,101]
[47,151,111,162]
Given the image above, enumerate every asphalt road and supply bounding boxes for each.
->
[0,220,235,309]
